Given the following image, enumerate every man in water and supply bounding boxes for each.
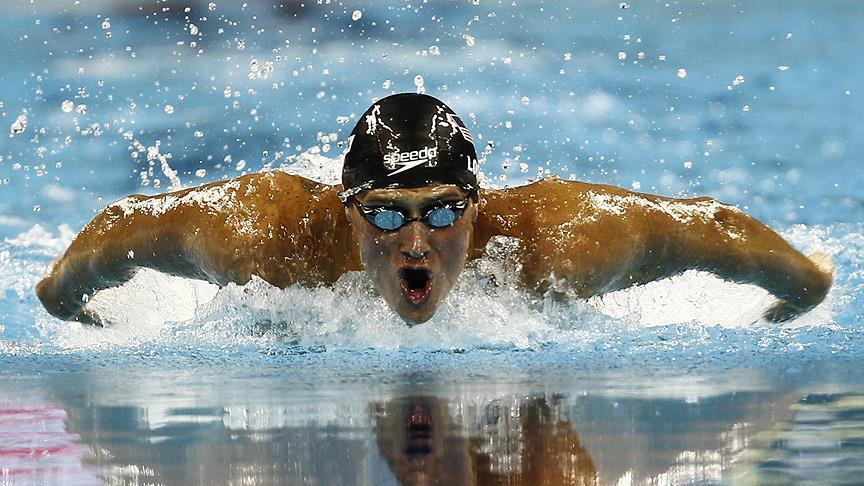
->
[36,93,833,325]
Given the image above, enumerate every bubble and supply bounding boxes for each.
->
[195,169,207,178]
[520,96,530,105]
[519,163,529,173]
[61,100,74,112]
[429,45,440,55]
[32,205,41,213]
[194,130,204,138]
[336,116,350,125]
[464,34,475,47]
[617,51,627,61]
[189,23,199,36]
[732,75,745,86]
[235,160,246,171]
[619,2,630,8]
[351,10,362,21]
[382,79,392,89]
[101,19,110,30]
[208,2,216,10]
[742,104,750,112]
[9,114,27,135]
[677,68,687,78]
[414,75,425,94]
[563,52,572,61]
[164,105,175,114]
[778,65,789,71]
[76,104,87,114]
[683,161,693,169]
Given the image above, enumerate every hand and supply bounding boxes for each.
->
[763,300,805,323]
[72,308,107,327]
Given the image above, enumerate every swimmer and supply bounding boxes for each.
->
[36,93,833,326]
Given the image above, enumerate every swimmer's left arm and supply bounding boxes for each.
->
[655,198,833,322]
[478,179,832,323]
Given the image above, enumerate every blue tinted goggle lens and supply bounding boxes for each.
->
[359,200,467,231]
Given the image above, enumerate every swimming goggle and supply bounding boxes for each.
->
[355,198,469,231]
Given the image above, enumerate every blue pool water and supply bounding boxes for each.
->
[1,0,863,483]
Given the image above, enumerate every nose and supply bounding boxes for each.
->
[400,222,431,260]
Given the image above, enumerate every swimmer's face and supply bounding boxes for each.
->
[346,185,477,325]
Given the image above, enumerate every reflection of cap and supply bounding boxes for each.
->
[340,93,479,202]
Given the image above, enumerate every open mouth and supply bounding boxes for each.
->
[405,407,433,455]
[399,268,434,306]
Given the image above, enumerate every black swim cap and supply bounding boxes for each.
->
[340,93,479,202]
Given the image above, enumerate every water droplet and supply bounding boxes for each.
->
[61,100,74,112]
[563,52,572,61]
[127,250,135,259]
[619,2,630,9]
[351,10,362,21]
[208,2,216,11]
[9,114,27,135]
[32,205,41,213]
[778,65,789,71]
[429,45,440,55]
[786,32,793,39]
[617,51,627,61]
[336,116,350,125]
[414,75,425,94]
[194,130,204,138]
[464,34,475,47]
[742,104,750,112]
[164,105,175,114]
[519,163,529,173]
[76,104,87,114]
[732,75,745,86]
[677,68,687,78]
[683,161,693,169]
[520,96,530,105]
[195,169,207,178]
[189,23,199,36]
[382,79,392,89]
[101,19,110,30]
[235,159,246,171]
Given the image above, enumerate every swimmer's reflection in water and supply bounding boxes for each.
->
[372,396,599,485]
[37,93,833,326]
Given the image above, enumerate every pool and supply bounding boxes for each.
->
[1,0,863,483]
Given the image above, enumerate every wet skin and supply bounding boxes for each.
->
[35,171,832,325]
[345,186,477,325]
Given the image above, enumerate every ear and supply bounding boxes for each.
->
[468,201,479,223]
[344,204,354,226]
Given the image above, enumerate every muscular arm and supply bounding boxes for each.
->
[476,178,832,322]
[36,172,359,322]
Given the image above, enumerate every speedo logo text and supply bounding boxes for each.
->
[385,146,437,176]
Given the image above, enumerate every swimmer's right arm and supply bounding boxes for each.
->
[35,193,207,323]
[36,172,358,322]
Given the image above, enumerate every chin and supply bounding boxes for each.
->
[397,305,438,326]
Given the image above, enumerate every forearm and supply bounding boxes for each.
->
[36,204,141,320]
[36,195,196,321]
[672,203,832,318]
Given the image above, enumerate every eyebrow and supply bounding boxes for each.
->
[360,191,465,206]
